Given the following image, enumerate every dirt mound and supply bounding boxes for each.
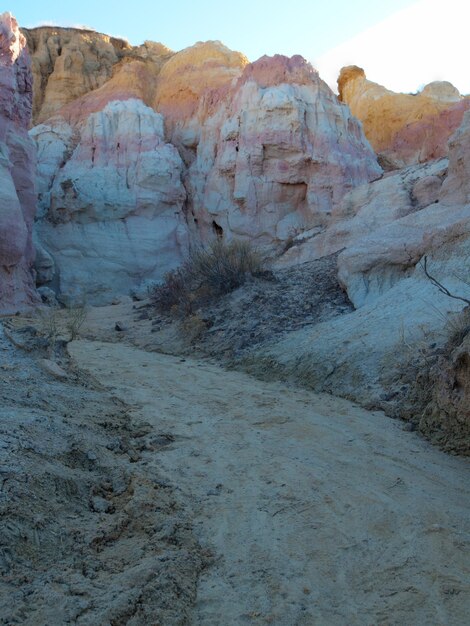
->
[150,254,352,361]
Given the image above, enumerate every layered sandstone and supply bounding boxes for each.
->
[338,66,470,168]
[154,40,248,124]
[336,111,470,308]
[52,58,160,125]
[23,26,130,123]
[280,158,448,271]
[22,26,174,125]
[30,52,382,303]
[153,40,249,154]
[31,99,188,304]
[267,104,470,424]
[188,55,382,248]
[0,12,38,312]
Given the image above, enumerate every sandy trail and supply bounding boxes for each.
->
[69,339,470,626]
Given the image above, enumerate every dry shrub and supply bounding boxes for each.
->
[65,305,87,341]
[152,267,193,316]
[445,306,470,351]
[387,306,470,452]
[190,239,264,295]
[36,308,61,348]
[153,239,264,317]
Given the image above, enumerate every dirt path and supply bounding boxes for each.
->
[69,339,470,626]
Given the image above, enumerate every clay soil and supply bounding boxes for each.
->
[1,301,469,624]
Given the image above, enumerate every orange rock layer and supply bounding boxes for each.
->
[338,66,470,167]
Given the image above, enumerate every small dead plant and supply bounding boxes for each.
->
[64,305,87,341]
[36,308,61,349]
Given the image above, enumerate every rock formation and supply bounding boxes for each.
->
[264,107,470,449]
[188,55,382,248]
[32,99,188,304]
[28,44,382,303]
[153,40,248,148]
[22,26,174,124]
[0,12,38,313]
[279,158,448,270]
[23,26,131,123]
[338,65,470,168]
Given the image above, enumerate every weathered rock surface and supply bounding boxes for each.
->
[335,112,470,308]
[0,12,38,313]
[23,26,132,123]
[31,99,188,304]
[153,40,248,146]
[189,55,382,248]
[279,158,448,270]
[440,109,470,205]
[338,65,470,168]
[29,51,383,303]
[260,101,470,449]
[56,58,160,124]
[279,111,470,309]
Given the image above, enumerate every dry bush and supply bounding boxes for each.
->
[386,306,470,452]
[65,305,87,341]
[35,304,87,347]
[152,266,194,317]
[190,239,264,296]
[445,306,470,351]
[153,239,264,317]
[36,308,61,348]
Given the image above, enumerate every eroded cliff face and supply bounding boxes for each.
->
[188,55,382,248]
[32,99,188,304]
[153,40,249,148]
[0,12,38,313]
[22,26,173,125]
[265,105,470,451]
[338,65,470,168]
[29,45,381,303]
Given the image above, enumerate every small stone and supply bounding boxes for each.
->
[39,359,68,379]
[115,322,127,332]
[90,496,113,514]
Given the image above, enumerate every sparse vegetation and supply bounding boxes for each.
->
[64,305,87,341]
[387,259,470,452]
[34,304,87,350]
[153,239,265,317]
[36,307,61,349]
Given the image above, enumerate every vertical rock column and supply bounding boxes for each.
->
[0,12,38,312]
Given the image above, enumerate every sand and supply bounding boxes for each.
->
[69,338,470,625]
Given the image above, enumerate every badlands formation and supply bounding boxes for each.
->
[0,11,469,625]
[2,12,465,448]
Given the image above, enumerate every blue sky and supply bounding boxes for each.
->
[10,0,469,94]
[14,0,416,59]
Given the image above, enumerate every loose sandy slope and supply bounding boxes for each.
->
[70,339,470,626]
